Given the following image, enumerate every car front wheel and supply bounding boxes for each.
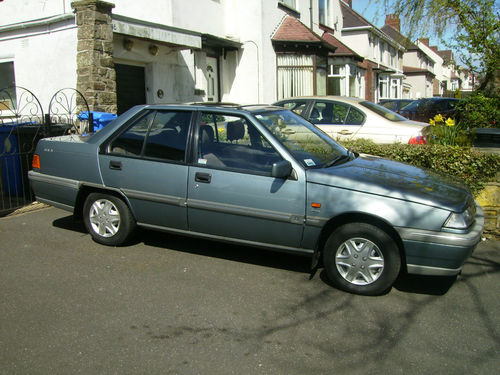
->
[83,193,135,246]
[323,223,401,295]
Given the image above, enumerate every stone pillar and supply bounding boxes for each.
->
[72,0,117,113]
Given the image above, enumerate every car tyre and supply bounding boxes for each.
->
[83,193,135,246]
[323,223,401,296]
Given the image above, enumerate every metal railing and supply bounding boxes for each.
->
[0,86,93,216]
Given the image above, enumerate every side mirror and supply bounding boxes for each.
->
[271,160,292,179]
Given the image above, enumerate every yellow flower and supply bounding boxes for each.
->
[445,118,455,127]
[434,114,444,123]
[218,128,224,133]
[429,119,435,126]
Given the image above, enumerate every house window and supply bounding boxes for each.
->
[391,78,400,98]
[328,64,364,98]
[390,47,396,68]
[279,0,296,10]
[0,61,16,110]
[379,74,389,99]
[327,65,345,96]
[318,0,333,27]
[277,54,326,99]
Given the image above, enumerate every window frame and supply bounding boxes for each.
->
[194,111,284,176]
[104,109,192,164]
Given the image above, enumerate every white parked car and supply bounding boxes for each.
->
[274,96,428,144]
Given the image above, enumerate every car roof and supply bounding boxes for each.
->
[275,96,366,105]
[140,103,284,114]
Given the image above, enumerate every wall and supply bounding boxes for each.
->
[477,172,500,235]
[0,0,73,25]
[0,18,77,110]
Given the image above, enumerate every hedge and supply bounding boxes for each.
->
[339,139,500,196]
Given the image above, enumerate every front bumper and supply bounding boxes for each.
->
[396,204,484,276]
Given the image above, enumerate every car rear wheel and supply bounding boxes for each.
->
[323,223,401,295]
[83,193,135,246]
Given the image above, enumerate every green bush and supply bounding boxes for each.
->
[455,93,500,129]
[340,139,500,196]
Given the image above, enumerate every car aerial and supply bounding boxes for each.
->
[29,103,483,295]
[273,96,427,144]
[379,99,415,113]
[399,97,461,122]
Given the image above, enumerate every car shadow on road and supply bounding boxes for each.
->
[137,227,312,274]
[52,214,87,234]
[393,273,457,295]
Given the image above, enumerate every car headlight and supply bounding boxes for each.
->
[444,202,476,230]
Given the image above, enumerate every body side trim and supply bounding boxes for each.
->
[138,222,313,256]
[187,198,304,224]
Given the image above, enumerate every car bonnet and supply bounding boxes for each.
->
[306,154,470,212]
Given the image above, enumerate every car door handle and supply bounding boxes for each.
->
[338,130,353,135]
[109,160,122,170]
[195,172,211,183]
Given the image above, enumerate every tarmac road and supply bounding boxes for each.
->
[1,207,499,375]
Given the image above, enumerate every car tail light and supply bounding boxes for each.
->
[408,135,426,145]
[32,154,40,169]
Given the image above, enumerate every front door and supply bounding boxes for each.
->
[187,111,305,249]
[99,109,192,229]
[205,57,219,102]
[115,63,146,115]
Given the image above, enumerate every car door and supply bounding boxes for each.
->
[310,100,365,141]
[186,111,306,249]
[99,109,192,230]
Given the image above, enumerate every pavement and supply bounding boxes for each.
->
[1,207,499,374]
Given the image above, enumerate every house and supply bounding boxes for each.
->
[0,0,343,115]
[333,1,406,102]
[381,15,436,99]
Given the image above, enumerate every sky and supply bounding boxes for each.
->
[350,0,453,52]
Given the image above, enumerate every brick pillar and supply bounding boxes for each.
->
[72,0,116,113]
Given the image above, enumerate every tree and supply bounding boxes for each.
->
[372,0,500,96]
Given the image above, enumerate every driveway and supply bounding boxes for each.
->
[1,207,499,374]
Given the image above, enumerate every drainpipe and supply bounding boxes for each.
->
[310,0,313,29]
[243,40,260,103]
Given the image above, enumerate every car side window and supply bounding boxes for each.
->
[311,101,349,125]
[109,110,191,162]
[345,107,365,125]
[109,111,154,156]
[279,101,308,116]
[197,112,282,174]
[143,111,191,161]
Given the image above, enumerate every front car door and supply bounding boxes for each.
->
[99,108,192,230]
[186,110,307,250]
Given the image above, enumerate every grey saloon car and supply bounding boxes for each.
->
[28,103,483,295]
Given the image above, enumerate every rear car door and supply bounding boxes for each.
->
[186,110,306,249]
[310,100,365,141]
[99,109,192,229]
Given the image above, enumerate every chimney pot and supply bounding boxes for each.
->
[385,14,400,32]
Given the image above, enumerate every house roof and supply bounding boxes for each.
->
[340,1,371,28]
[438,50,454,64]
[272,15,322,43]
[403,66,436,77]
[321,31,364,61]
[380,25,418,51]
[271,15,337,53]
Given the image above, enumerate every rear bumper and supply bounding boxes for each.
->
[396,204,484,276]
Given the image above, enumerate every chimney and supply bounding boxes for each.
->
[343,0,352,8]
[419,38,430,46]
[385,14,400,32]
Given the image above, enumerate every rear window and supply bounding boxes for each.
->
[359,101,408,122]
